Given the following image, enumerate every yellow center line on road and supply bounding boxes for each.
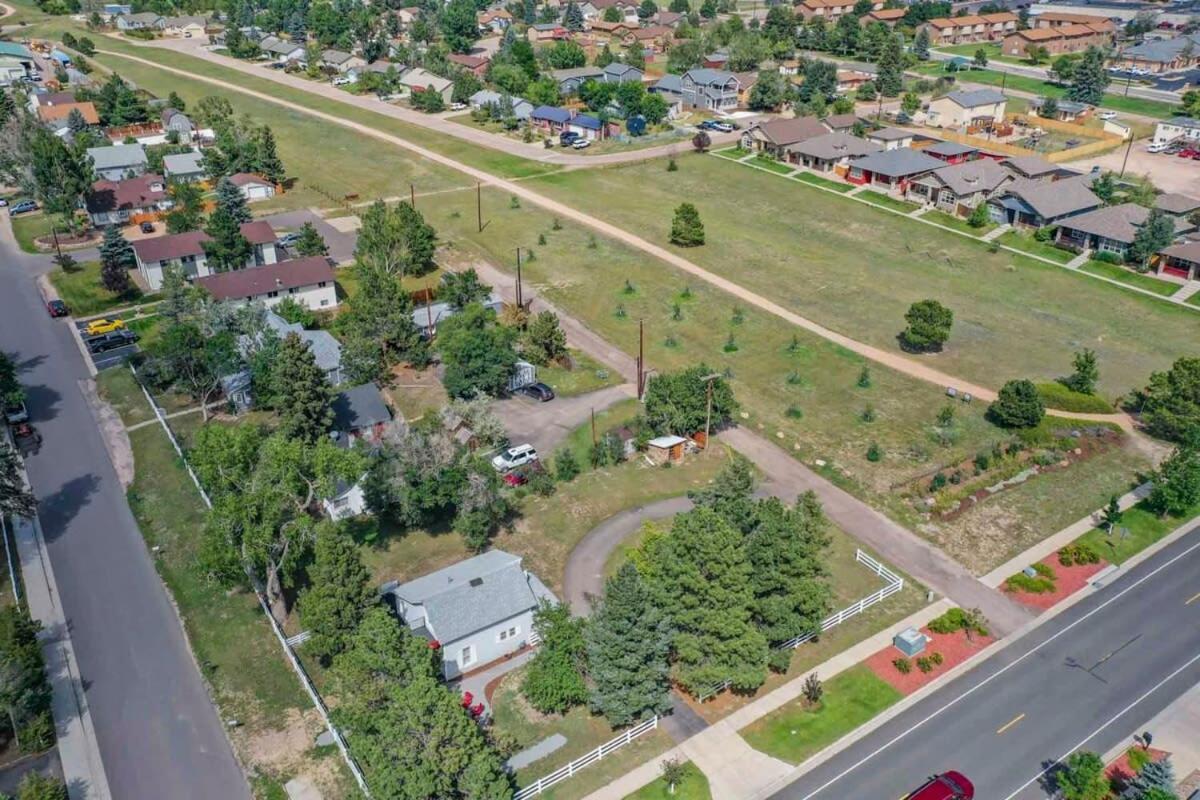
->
[1186,591,1200,605]
[996,713,1026,735]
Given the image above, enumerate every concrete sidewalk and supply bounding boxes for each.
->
[9,515,112,800]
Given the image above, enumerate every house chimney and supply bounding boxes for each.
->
[276,277,283,286]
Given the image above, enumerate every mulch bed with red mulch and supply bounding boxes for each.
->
[865,627,996,696]
[1106,746,1171,793]
[1005,553,1108,612]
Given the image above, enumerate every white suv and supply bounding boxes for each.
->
[492,444,538,472]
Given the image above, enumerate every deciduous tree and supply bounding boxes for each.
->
[1057,751,1109,800]
[1149,445,1200,516]
[1141,357,1200,443]
[524,310,567,365]
[644,365,736,436]
[441,268,491,310]
[436,303,519,399]
[354,200,437,279]
[1061,348,1099,395]
[522,601,589,714]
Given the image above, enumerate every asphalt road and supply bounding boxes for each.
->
[764,525,1200,800]
[0,214,250,799]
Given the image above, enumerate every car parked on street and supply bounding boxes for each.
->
[492,443,538,472]
[906,771,974,800]
[11,422,42,457]
[86,329,138,354]
[4,400,29,425]
[517,382,555,402]
[9,200,37,215]
[84,318,126,336]
[46,299,68,318]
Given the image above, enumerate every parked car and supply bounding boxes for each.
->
[492,443,538,472]
[276,231,303,248]
[332,76,354,87]
[518,382,555,402]
[4,400,29,425]
[1178,149,1199,158]
[1147,141,1170,153]
[559,130,580,146]
[84,318,126,336]
[710,121,734,133]
[1096,110,1117,120]
[140,221,155,233]
[906,771,974,800]
[0,198,8,207]
[571,139,590,149]
[449,102,467,111]
[86,329,138,353]
[696,120,717,130]
[45,299,68,318]
[11,422,41,457]
[9,200,37,215]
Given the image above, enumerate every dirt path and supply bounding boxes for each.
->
[94,50,1140,434]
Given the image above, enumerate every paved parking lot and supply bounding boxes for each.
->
[73,320,140,371]
[1065,145,1200,195]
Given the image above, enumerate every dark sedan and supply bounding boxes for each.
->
[46,299,68,318]
[86,329,138,354]
[518,382,555,402]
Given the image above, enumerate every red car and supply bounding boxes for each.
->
[1178,149,1199,158]
[907,771,974,800]
[46,299,68,317]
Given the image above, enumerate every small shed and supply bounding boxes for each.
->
[646,434,687,465]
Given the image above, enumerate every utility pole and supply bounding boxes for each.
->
[425,292,434,340]
[591,407,597,446]
[1119,129,1135,177]
[515,248,523,308]
[476,182,483,232]
[636,319,645,399]
[50,224,62,261]
[700,372,721,451]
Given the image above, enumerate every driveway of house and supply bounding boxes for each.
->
[260,209,357,264]
[492,383,636,457]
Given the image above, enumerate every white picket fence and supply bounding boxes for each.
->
[513,716,659,800]
[697,549,905,701]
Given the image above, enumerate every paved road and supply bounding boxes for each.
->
[761,526,1200,800]
[0,213,250,799]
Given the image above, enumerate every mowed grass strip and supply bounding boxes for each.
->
[740,665,902,764]
[624,762,712,800]
[1080,259,1181,297]
[49,261,159,316]
[995,230,1075,264]
[1073,500,1200,565]
[525,154,1197,397]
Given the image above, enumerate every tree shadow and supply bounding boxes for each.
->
[36,474,101,543]
[22,383,62,425]
[1039,758,1066,796]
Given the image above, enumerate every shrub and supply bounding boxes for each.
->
[892,656,912,674]
[768,648,792,674]
[802,673,824,705]
[916,655,935,673]
[973,451,991,472]
[930,651,944,666]
[988,379,1045,428]
[866,441,882,462]
[861,405,876,423]
[554,447,580,482]
[857,366,871,388]
[1092,250,1123,264]
[1126,747,1150,774]
[786,404,803,419]
[723,332,738,352]
[929,472,947,491]
[1006,570,1056,594]
[928,607,989,637]
[1058,543,1100,566]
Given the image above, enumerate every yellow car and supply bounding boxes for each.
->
[85,318,126,336]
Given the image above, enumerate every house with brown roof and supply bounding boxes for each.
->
[796,0,881,21]
[86,174,172,227]
[1157,241,1200,280]
[448,52,491,76]
[229,173,276,202]
[866,7,905,27]
[787,131,880,173]
[822,112,861,133]
[986,174,1101,229]
[35,101,100,126]
[846,148,945,192]
[1055,203,1190,259]
[1154,193,1200,220]
[477,8,512,33]
[131,221,279,290]
[741,116,830,158]
[586,19,636,39]
[921,12,1017,46]
[906,158,1015,214]
[196,256,338,311]
[1002,22,1112,58]
[620,25,673,54]
[1031,10,1114,30]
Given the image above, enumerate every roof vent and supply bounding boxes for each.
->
[469,577,484,587]
[276,277,283,286]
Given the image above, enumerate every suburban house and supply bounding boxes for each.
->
[87,144,148,181]
[579,0,638,22]
[1158,241,1200,280]
[35,101,100,127]
[447,52,490,77]
[530,105,573,135]
[1110,33,1200,74]
[866,7,906,26]
[259,36,306,62]
[116,12,164,30]
[787,131,880,173]
[229,173,276,202]
[741,116,829,158]
[822,112,861,134]
[477,9,512,33]
[920,12,1018,46]
[1152,116,1200,147]
[550,66,605,95]
[864,126,914,150]
[649,74,685,116]
[701,50,729,69]
[162,151,206,183]
[602,62,643,84]
[987,175,1101,228]
[999,155,1069,180]
[131,221,279,290]
[0,41,33,74]
[526,23,569,42]
[160,107,195,137]
[587,20,637,39]
[1002,22,1112,58]
[86,173,172,227]
[101,3,132,17]
[265,311,343,385]
[331,382,392,448]
[922,140,980,165]
[195,255,337,311]
[321,49,366,73]
[652,10,684,28]
[1054,203,1186,258]
[846,148,944,192]
[906,158,1015,213]
[926,89,1007,130]
[1028,96,1091,122]
[733,71,759,107]
[1156,193,1200,221]
[468,90,533,120]
[796,0,882,21]
[621,25,673,54]
[679,69,740,112]
[566,112,613,141]
[400,68,453,101]
[382,550,557,679]
[162,15,207,37]
[412,293,503,338]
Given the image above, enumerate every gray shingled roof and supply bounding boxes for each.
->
[392,550,542,644]
[331,383,391,433]
[867,126,912,142]
[924,140,978,158]
[162,151,204,177]
[1057,202,1180,245]
[920,158,1014,196]
[1122,34,1200,64]
[86,144,147,171]
[751,115,830,146]
[943,88,1007,108]
[263,312,342,375]
[787,131,880,161]
[851,148,944,178]
[1156,193,1200,215]
[1001,155,1060,178]
[1004,175,1100,220]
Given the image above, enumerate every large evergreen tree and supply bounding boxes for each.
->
[1066,46,1110,105]
[273,332,333,443]
[585,563,673,726]
[875,33,905,97]
[339,264,424,383]
[99,225,134,295]
[202,204,252,272]
[214,175,253,224]
[642,507,768,693]
[294,221,329,257]
[253,126,285,184]
[746,493,832,644]
[299,523,375,664]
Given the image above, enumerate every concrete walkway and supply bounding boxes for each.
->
[1066,250,1092,269]
[451,648,535,716]
[981,224,1010,242]
[1171,281,1200,302]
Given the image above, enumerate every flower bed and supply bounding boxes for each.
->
[865,626,995,695]
[1105,746,1170,792]
[1004,552,1108,611]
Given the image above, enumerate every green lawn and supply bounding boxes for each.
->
[537,349,623,398]
[522,154,1199,399]
[1080,260,1181,297]
[625,762,711,800]
[857,190,922,214]
[1073,500,1199,565]
[1035,382,1114,414]
[995,230,1076,264]
[922,208,994,237]
[792,171,855,193]
[750,155,795,175]
[934,42,1024,66]
[740,666,903,764]
[48,261,159,316]
[9,213,55,254]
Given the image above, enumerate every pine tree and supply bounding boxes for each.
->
[273,332,333,443]
[166,91,186,111]
[253,126,285,184]
[642,507,768,693]
[0,91,16,128]
[875,33,904,97]
[669,203,705,247]
[595,44,616,67]
[202,203,252,271]
[746,492,832,644]
[688,455,756,532]
[294,221,329,257]
[913,28,930,60]
[299,523,376,664]
[585,563,673,726]
[99,226,134,295]
[66,108,89,134]
[1067,46,1110,105]
[563,0,584,31]
[214,176,253,224]
[1123,756,1175,798]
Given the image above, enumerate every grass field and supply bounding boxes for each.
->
[538,349,623,398]
[740,665,903,764]
[625,762,711,800]
[1080,260,1181,297]
[522,153,1198,399]
[922,208,994,236]
[1073,499,1199,565]
[48,261,158,316]
[995,230,1076,264]
[793,171,855,192]
[858,190,922,214]
[9,213,56,254]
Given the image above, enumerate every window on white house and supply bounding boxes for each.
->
[497,625,520,643]
[320,299,330,307]
[268,290,278,298]
[288,287,297,294]
[459,645,475,667]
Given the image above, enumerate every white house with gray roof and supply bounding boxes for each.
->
[162,151,206,183]
[87,143,148,181]
[383,550,557,678]
[679,69,740,111]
